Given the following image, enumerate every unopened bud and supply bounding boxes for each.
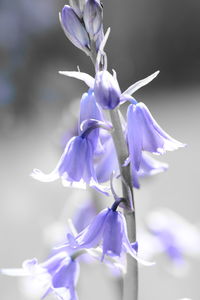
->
[60,5,90,54]
[83,0,103,40]
[94,70,121,110]
[69,0,84,18]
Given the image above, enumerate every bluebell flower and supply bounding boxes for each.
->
[57,207,153,266]
[127,102,185,170]
[1,251,80,300]
[31,120,110,195]
[60,5,90,55]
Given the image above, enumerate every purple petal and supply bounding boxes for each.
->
[138,103,186,153]
[40,252,67,275]
[139,152,168,177]
[94,70,121,110]
[130,162,140,189]
[127,104,142,170]
[76,208,109,248]
[52,259,79,289]
[102,210,123,259]
[79,89,104,129]
[59,137,89,182]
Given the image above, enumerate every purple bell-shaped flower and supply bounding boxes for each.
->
[127,102,185,170]
[59,207,153,265]
[31,120,111,195]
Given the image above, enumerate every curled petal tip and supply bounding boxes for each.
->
[30,169,59,182]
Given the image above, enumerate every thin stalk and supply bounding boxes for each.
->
[109,109,138,300]
[89,42,138,300]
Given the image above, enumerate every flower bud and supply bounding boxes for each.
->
[69,0,84,18]
[60,5,90,54]
[94,70,121,110]
[83,0,103,40]
[69,0,83,18]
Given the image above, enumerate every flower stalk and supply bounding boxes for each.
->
[109,108,138,300]
[89,43,138,298]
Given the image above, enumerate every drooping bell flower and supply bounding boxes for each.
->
[1,251,80,300]
[57,207,153,265]
[60,5,90,55]
[31,120,111,195]
[127,102,185,170]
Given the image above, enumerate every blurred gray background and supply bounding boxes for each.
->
[0,0,200,299]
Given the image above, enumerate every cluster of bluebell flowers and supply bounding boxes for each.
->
[1,1,186,300]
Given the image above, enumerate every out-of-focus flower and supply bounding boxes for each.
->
[1,251,80,300]
[127,102,185,170]
[83,0,103,40]
[60,5,90,55]
[137,208,200,276]
[73,199,97,233]
[147,209,200,262]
